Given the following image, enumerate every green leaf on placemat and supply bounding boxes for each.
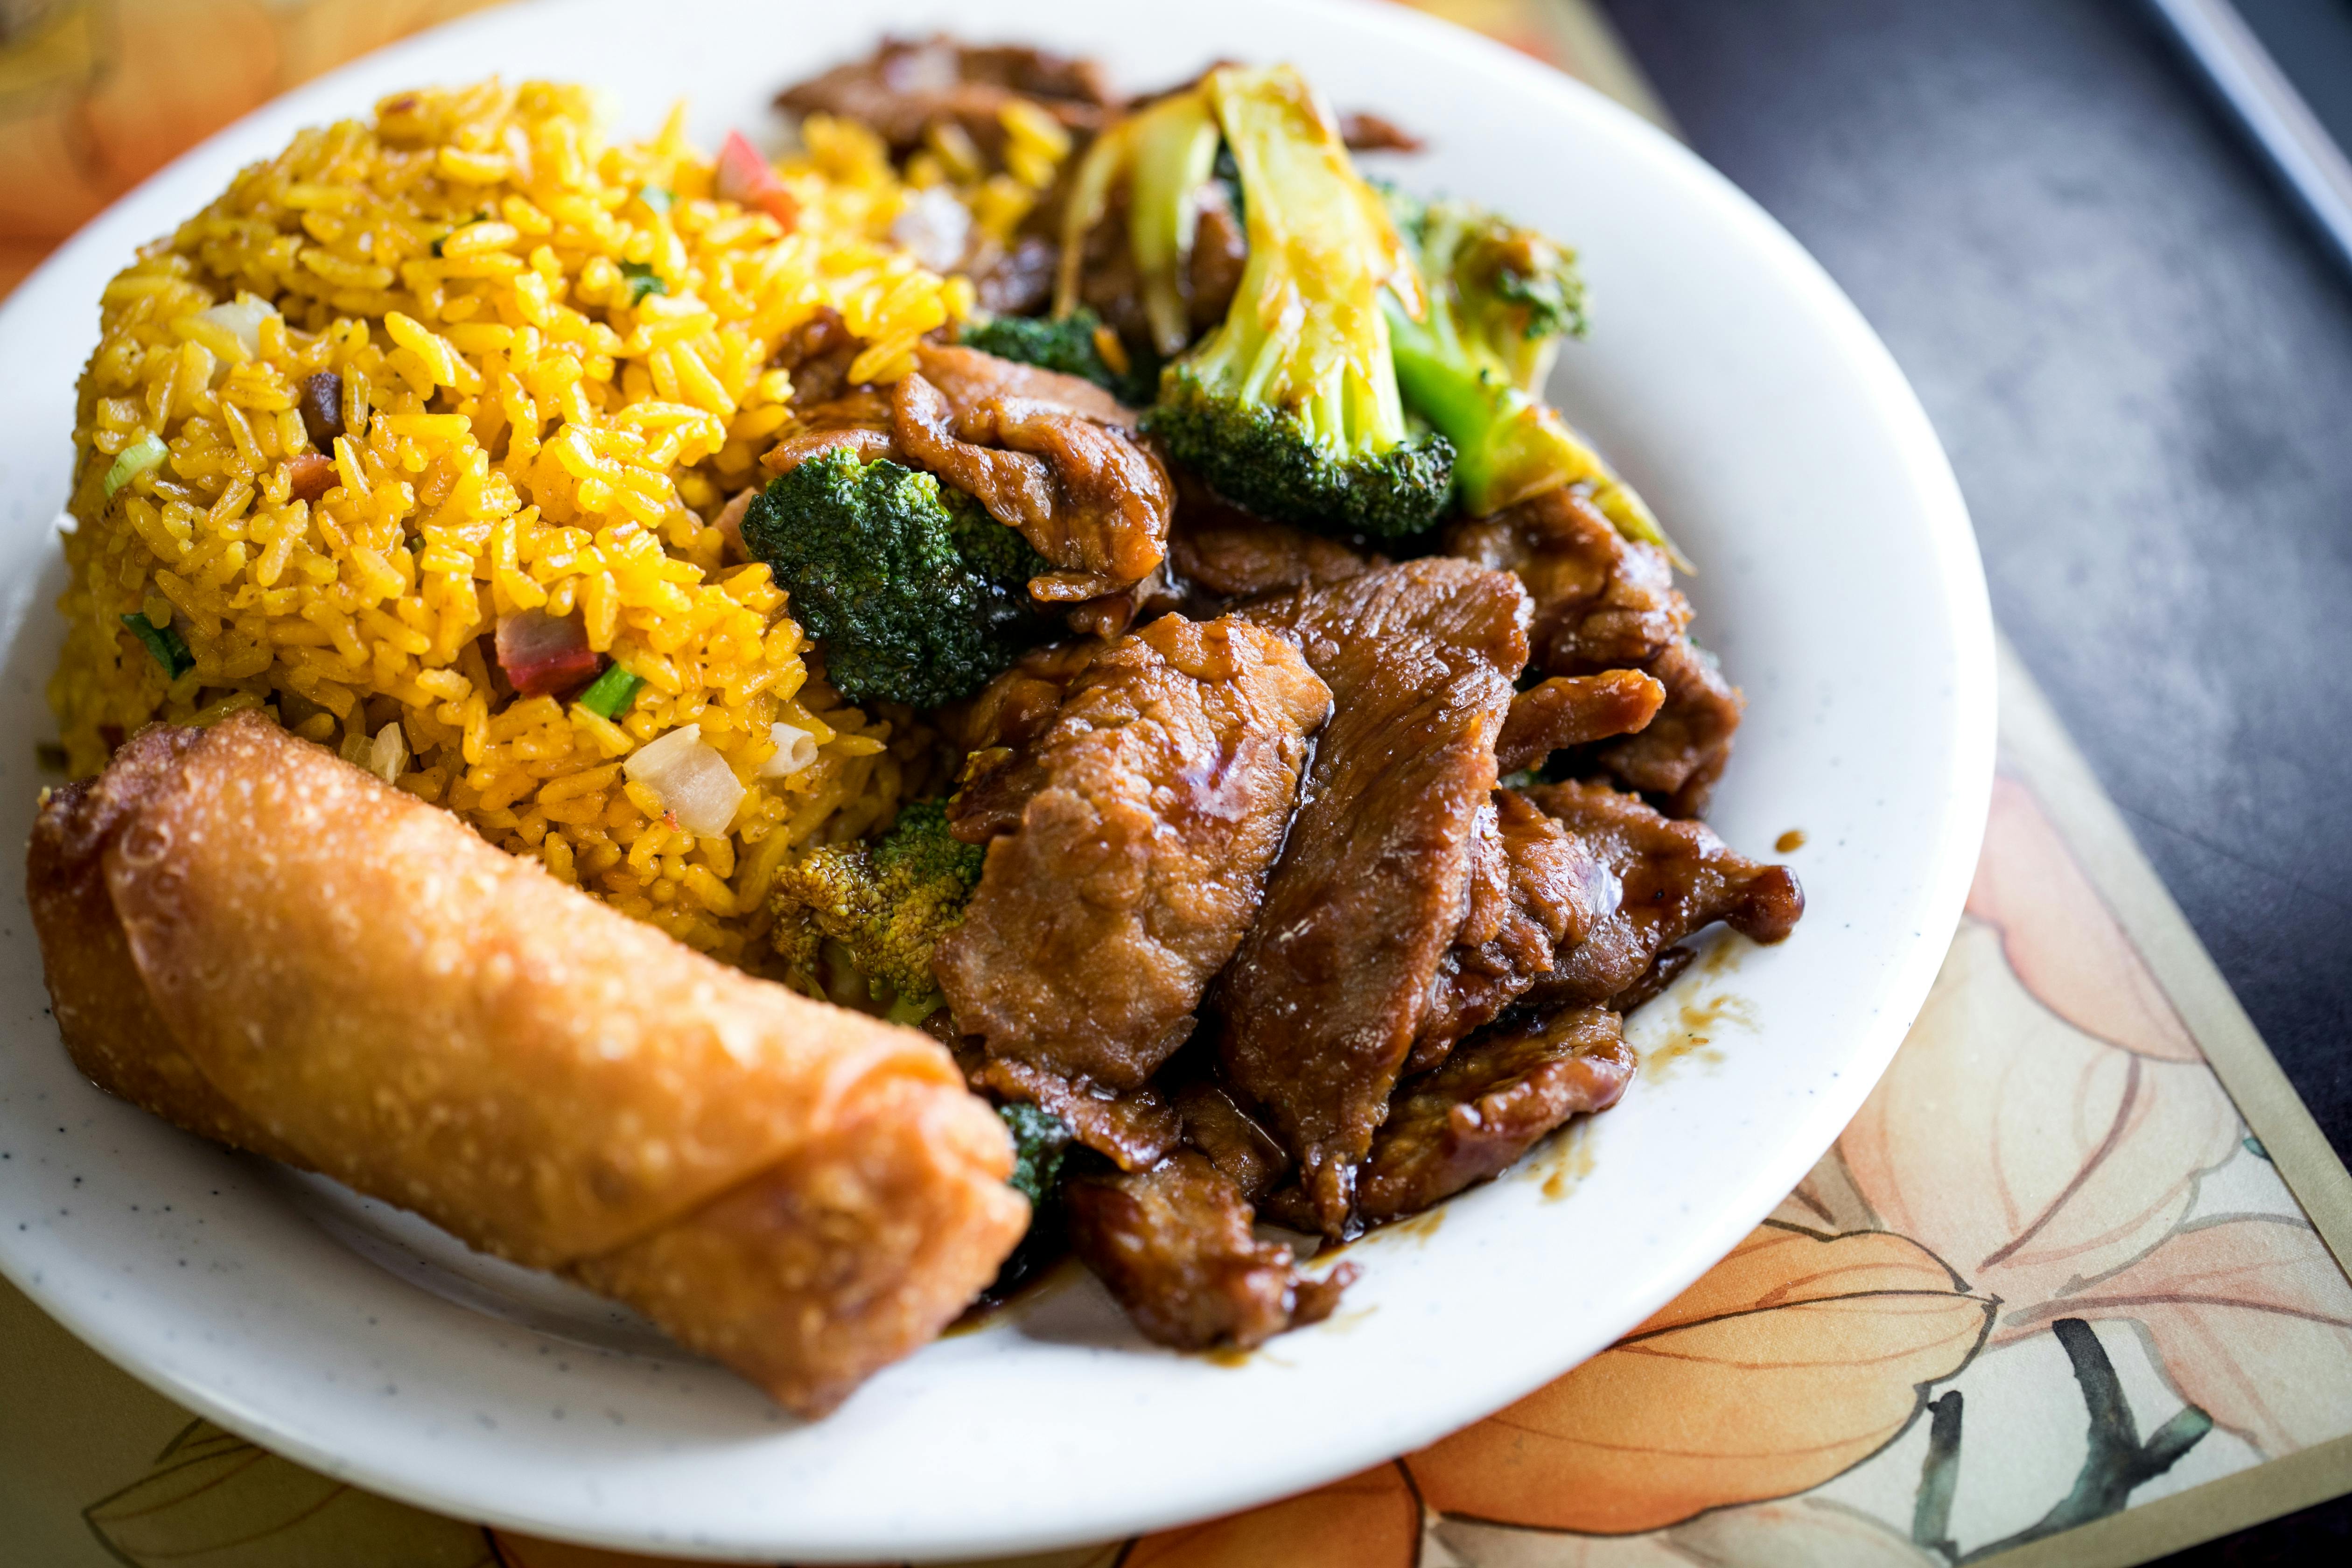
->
[84,1419,495,1568]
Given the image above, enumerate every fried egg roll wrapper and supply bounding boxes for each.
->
[28,713,1028,1414]
[25,727,305,1166]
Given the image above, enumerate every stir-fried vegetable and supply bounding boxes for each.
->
[739,448,1051,707]
[103,434,168,500]
[769,799,986,1014]
[622,723,744,837]
[1382,187,1682,562]
[575,662,644,720]
[1120,66,1456,539]
[494,608,600,698]
[960,307,1156,405]
[119,612,192,678]
[715,129,798,228]
[1001,1102,1076,1209]
[617,261,667,305]
[1058,85,1223,358]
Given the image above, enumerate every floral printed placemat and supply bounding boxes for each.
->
[3,3,2349,1565]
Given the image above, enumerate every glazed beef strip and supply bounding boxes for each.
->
[1583,639,1744,818]
[1167,494,1379,602]
[772,305,869,412]
[1357,1006,1634,1224]
[1496,671,1666,774]
[1408,788,1619,1075]
[1065,1150,1354,1350]
[1222,558,1531,1235]
[892,343,1172,598]
[937,613,1332,1101]
[972,1056,1182,1174]
[1173,1080,1291,1200]
[777,35,1120,158]
[1448,485,1740,815]
[1521,777,1805,1008]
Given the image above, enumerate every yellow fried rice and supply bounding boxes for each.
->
[49,79,1068,966]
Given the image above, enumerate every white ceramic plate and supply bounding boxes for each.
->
[0,0,1995,1559]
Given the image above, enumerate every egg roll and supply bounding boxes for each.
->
[26,713,1028,1415]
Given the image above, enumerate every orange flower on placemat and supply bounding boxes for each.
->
[2006,1213,2352,1456]
[1403,1226,1991,1533]
[1123,1462,1421,1568]
[1838,781,2244,1320]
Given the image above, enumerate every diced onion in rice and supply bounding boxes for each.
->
[368,721,408,784]
[196,296,277,359]
[624,723,744,836]
[889,186,972,273]
[758,721,819,778]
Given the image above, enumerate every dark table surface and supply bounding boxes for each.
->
[1598,0,2352,1559]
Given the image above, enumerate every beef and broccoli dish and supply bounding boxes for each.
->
[760,38,1804,1345]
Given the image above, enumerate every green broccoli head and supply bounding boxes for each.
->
[1380,188,1682,564]
[1146,371,1456,540]
[959,308,1158,406]
[1128,66,1455,540]
[770,799,986,1012]
[741,449,1052,708]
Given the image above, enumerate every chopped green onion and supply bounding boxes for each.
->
[577,663,644,718]
[619,261,667,306]
[640,187,674,214]
[431,210,491,258]
[120,612,193,679]
[104,434,168,499]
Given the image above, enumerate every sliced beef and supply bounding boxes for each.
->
[1574,640,1744,819]
[1410,788,1618,1074]
[1448,485,1740,814]
[941,637,1104,761]
[972,1056,1181,1173]
[1065,1150,1354,1349]
[1338,110,1426,154]
[893,344,1172,597]
[1169,496,1378,602]
[1611,944,1697,1014]
[759,426,896,478]
[773,306,868,412]
[937,615,1332,1094]
[973,235,1060,316]
[1496,670,1666,774]
[1060,561,1191,640]
[912,341,1140,430]
[777,36,1120,159]
[1222,558,1531,1234]
[1358,1006,1635,1224]
[1447,484,1686,672]
[1523,777,1805,1007]
[1173,1081,1291,1201]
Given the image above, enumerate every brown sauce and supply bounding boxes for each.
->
[1775,827,1807,853]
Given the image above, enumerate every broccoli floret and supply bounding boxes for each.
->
[770,799,985,1014]
[740,449,1051,707]
[960,308,1158,406]
[1000,1103,1075,1208]
[1382,188,1684,564]
[1127,66,1454,539]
